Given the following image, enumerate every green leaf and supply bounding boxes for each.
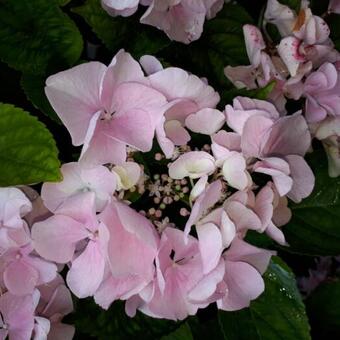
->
[21,74,61,124]
[306,279,340,339]
[284,150,340,255]
[218,257,311,340]
[221,80,276,105]
[328,13,340,51]
[58,0,71,6]
[161,323,193,340]
[71,299,179,340]
[72,0,169,57]
[0,0,83,74]
[0,103,61,186]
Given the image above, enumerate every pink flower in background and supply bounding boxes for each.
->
[41,162,117,213]
[303,62,340,123]
[101,0,141,17]
[45,50,167,166]
[140,0,224,44]
[328,0,340,14]
[315,117,340,177]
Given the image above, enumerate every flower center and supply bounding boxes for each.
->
[100,109,115,121]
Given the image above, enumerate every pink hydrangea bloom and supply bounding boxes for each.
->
[225,97,314,202]
[303,62,340,123]
[329,0,340,14]
[126,227,225,320]
[45,50,167,166]
[140,0,224,44]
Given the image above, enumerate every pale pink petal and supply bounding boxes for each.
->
[94,274,147,309]
[188,259,225,302]
[0,293,35,340]
[34,316,50,340]
[4,261,38,295]
[169,151,216,179]
[0,187,31,229]
[254,158,293,196]
[42,162,116,212]
[184,180,222,236]
[241,115,274,158]
[80,129,127,166]
[48,323,75,340]
[53,192,97,228]
[100,201,158,279]
[277,36,305,77]
[25,256,57,286]
[113,162,141,190]
[254,184,274,229]
[148,67,219,108]
[139,55,163,75]
[265,222,287,245]
[212,131,241,152]
[103,49,145,95]
[196,222,223,274]
[262,113,311,156]
[164,120,191,145]
[155,118,175,158]
[264,0,296,36]
[45,62,107,146]
[225,201,262,232]
[190,175,208,202]
[32,215,88,263]
[222,152,251,190]
[224,65,258,89]
[101,0,139,16]
[220,211,236,248]
[185,108,225,135]
[286,155,315,203]
[243,25,266,67]
[66,241,105,298]
[218,261,264,311]
[225,238,273,274]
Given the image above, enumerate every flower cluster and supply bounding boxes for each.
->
[0,187,74,339]
[1,48,313,323]
[225,0,340,177]
[1,0,339,335]
[101,0,226,43]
